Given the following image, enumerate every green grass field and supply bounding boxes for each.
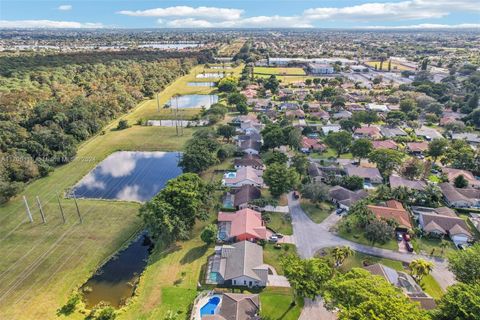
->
[254,67,306,76]
[260,287,304,320]
[266,212,293,235]
[0,65,215,319]
[364,61,415,72]
[300,200,335,224]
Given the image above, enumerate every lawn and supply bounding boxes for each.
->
[300,200,335,224]
[0,65,207,320]
[337,225,399,251]
[263,243,297,275]
[261,190,288,206]
[265,212,293,235]
[364,61,415,71]
[260,287,304,320]
[218,38,246,56]
[411,237,456,258]
[254,67,306,76]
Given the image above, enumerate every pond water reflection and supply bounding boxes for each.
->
[167,94,218,109]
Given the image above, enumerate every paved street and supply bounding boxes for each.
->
[287,193,456,290]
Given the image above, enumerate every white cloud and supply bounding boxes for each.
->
[163,16,312,28]
[304,0,480,22]
[0,20,104,29]
[360,23,480,29]
[57,4,72,11]
[118,6,243,21]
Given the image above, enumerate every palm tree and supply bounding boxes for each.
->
[375,184,391,201]
[331,246,354,267]
[440,239,449,256]
[409,259,434,283]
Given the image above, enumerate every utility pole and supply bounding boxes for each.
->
[174,95,179,136]
[36,196,46,224]
[72,192,83,224]
[57,193,66,224]
[23,196,33,223]
[156,92,160,112]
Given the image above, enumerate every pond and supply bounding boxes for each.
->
[81,232,153,308]
[167,94,218,109]
[187,81,216,87]
[196,73,225,79]
[70,151,182,202]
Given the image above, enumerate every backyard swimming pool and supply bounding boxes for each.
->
[200,296,221,317]
[71,151,182,202]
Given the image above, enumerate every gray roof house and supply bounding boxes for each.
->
[240,140,261,155]
[418,210,471,245]
[415,126,443,140]
[208,241,268,287]
[380,126,407,138]
[344,164,383,184]
[203,293,260,320]
[439,183,480,208]
[329,185,368,210]
[365,263,436,310]
[389,175,426,191]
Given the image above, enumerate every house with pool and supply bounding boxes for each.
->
[206,241,268,288]
[193,291,260,320]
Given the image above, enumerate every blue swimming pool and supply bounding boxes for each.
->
[200,296,221,317]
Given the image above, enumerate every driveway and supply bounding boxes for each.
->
[299,297,337,320]
[288,193,456,290]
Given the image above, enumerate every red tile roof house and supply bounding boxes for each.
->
[218,208,267,242]
[354,126,383,140]
[406,142,429,155]
[372,140,398,150]
[367,200,413,231]
[300,136,326,153]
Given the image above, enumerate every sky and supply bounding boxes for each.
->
[0,0,479,29]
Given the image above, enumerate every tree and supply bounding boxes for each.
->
[448,243,480,284]
[427,138,448,163]
[323,268,429,319]
[281,255,334,302]
[434,282,480,320]
[331,246,353,267]
[285,127,302,150]
[409,259,434,282]
[470,108,480,128]
[340,176,364,191]
[96,307,116,320]
[324,131,352,157]
[217,76,238,92]
[116,119,129,130]
[57,293,81,316]
[365,220,394,245]
[454,174,468,188]
[264,75,280,93]
[291,153,309,176]
[262,125,285,150]
[263,150,288,165]
[400,99,417,113]
[139,173,213,244]
[350,138,372,162]
[227,92,247,106]
[386,110,406,126]
[216,124,236,142]
[305,79,312,86]
[368,148,403,180]
[179,138,219,173]
[236,101,248,115]
[339,119,360,132]
[400,158,424,180]
[301,182,329,203]
[263,163,300,197]
[201,224,218,245]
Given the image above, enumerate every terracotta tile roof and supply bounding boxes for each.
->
[218,208,267,239]
[372,140,398,150]
[407,142,429,152]
[367,200,413,229]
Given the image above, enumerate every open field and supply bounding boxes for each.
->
[0,66,207,319]
[365,61,415,72]
[300,200,335,224]
[254,67,306,76]
[217,38,246,56]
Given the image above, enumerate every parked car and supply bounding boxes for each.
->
[336,208,345,215]
[396,233,403,241]
[293,191,300,199]
[457,243,470,250]
[269,235,279,243]
[406,241,414,252]
[275,233,284,239]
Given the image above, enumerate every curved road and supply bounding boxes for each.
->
[287,193,456,290]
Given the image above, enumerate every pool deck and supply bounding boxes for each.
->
[191,291,222,320]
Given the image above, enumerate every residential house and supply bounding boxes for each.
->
[208,241,268,287]
[442,167,480,188]
[222,167,264,188]
[285,109,305,119]
[321,124,341,135]
[332,110,352,119]
[372,140,398,150]
[344,164,383,185]
[234,154,264,170]
[418,209,471,245]
[415,126,443,140]
[202,293,260,320]
[300,137,326,153]
[389,175,426,191]
[380,126,407,138]
[439,183,480,208]
[367,200,413,230]
[308,63,334,74]
[217,208,267,242]
[451,133,480,148]
[364,264,436,310]
[406,142,429,155]
[366,103,389,113]
[329,185,368,211]
[240,140,261,155]
[237,132,262,144]
[354,126,382,140]
[228,185,262,210]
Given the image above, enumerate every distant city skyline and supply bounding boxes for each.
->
[1,0,479,29]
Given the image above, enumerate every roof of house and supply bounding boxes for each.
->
[301,136,326,150]
[219,241,268,281]
[439,183,479,205]
[203,293,260,320]
[421,212,471,237]
[451,133,480,143]
[240,139,261,152]
[442,167,480,187]
[372,140,398,150]
[380,126,408,138]
[224,167,264,185]
[234,154,264,168]
[232,185,262,207]
[407,142,429,152]
[344,164,382,181]
[389,175,426,191]
[415,126,443,139]
[367,200,413,229]
[364,263,436,310]
[329,185,368,207]
[354,126,382,138]
[218,208,267,239]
